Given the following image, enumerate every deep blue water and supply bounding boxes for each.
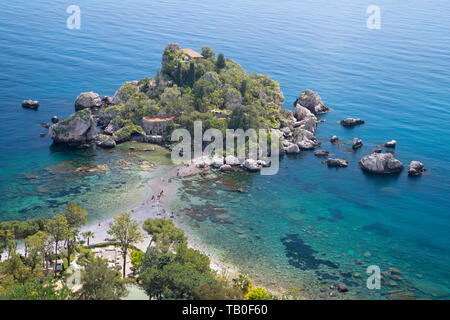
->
[1,0,449,298]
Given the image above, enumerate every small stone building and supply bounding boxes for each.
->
[142,116,174,135]
[181,49,204,61]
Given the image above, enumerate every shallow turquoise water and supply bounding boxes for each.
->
[1,0,449,298]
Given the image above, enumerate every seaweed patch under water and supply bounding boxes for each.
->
[281,233,338,270]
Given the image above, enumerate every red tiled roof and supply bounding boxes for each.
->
[143,116,175,122]
[181,49,204,59]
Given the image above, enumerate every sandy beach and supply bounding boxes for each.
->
[79,160,240,280]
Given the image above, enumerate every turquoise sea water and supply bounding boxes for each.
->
[1,0,449,299]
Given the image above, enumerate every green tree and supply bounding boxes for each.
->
[63,203,88,229]
[142,218,186,251]
[216,53,226,70]
[24,231,48,272]
[79,258,128,300]
[45,214,69,276]
[228,105,260,130]
[0,253,34,283]
[130,250,144,273]
[0,277,70,300]
[175,61,183,86]
[81,231,94,246]
[175,245,211,274]
[141,261,215,300]
[0,229,16,259]
[232,274,251,294]
[107,212,143,278]
[185,62,196,87]
[240,79,248,97]
[63,203,88,267]
[201,46,216,59]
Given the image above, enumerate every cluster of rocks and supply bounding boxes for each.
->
[47,85,158,148]
[276,89,329,155]
[192,155,269,173]
[41,84,428,177]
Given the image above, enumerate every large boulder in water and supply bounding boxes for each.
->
[49,109,96,148]
[408,161,425,177]
[314,150,330,158]
[294,129,321,150]
[327,158,348,168]
[75,92,102,111]
[340,118,365,127]
[22,100,40,110]
[225,155,240,166]
[359,153,404,174]
[294,89,330,115]
[96,134,116,149]
[243,159,261,172]
[382,140,397,148]
[285,142,300,154]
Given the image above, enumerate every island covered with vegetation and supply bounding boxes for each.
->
[49,43,287,152]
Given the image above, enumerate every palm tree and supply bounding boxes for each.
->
[82,231,95,246]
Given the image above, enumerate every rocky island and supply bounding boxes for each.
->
[48,43,424,177]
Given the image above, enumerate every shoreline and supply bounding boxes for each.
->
[81,160,243,285]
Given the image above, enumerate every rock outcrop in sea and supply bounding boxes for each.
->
[22,100,39,110]
[359,153,404,174]
[95,134,116,149]
[49,109,96,148]
[330,135,339,144]
[408,161,425,176]
[243,159,262,171]
[352,138,363,149]
[74,92,102,111]
[340,118,365,127]
[327,158,349,167]
[382,140,397,148]
[314,150,330,158]
[294,89,330,115]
